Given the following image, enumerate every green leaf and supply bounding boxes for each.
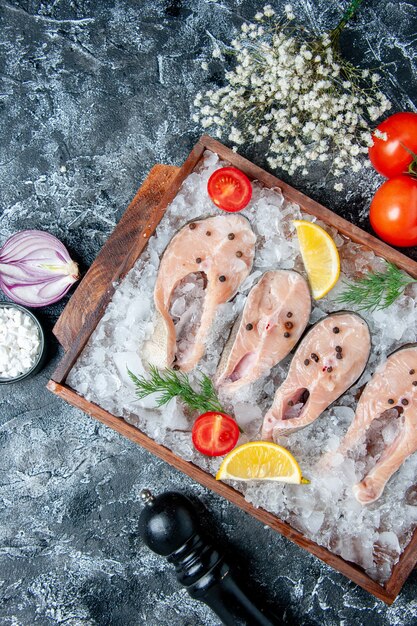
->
[128,365,226,415]
[336,262,416,312]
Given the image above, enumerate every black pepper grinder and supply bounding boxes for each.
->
[139,489,281,626]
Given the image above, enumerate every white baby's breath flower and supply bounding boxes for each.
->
[284,4,293,14]
[334,182,344,191]
[194,5,391,183]
[201,61,208,70]
[374,129,388,141]
[368,106,381,121]
[264,4,275,17]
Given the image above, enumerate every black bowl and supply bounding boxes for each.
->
[0,302,46,385]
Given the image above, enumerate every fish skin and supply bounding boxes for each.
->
[334,345,417,505]
[145,215,256,372]
[216,270,311,393]
[262,312,371,441]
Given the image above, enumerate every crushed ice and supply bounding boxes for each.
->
[67,151,417,584]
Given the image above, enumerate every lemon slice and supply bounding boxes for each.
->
[216,441,309,484]
[293,220,340,299]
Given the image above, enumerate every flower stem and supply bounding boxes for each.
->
[330,0,365,45]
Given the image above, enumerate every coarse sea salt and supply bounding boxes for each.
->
[68,150,417,584]
[0,306,41,379]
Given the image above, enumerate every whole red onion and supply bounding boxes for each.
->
[0,230,79,307]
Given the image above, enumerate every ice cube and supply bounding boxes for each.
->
[239,270,262,293]
[381,419,399,445]
[94,371,121,398]
[303,510,324,535]
[181,283,195,293]
[263,379,275,396]
[331,406,355,426]
[113,351,143,388]
[284,402,304,419]
[161,397,189,431]
[231,402,260,425]
[126,297,151,323]
[170,296,186,318]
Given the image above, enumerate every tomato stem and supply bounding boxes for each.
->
[400,142,417,179]
[408,161,417,178]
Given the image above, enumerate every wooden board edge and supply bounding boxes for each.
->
[51,165,181,382]
[51,143,208,384]
[47,379,398,605]
[53,164,180,352]
[118,145,207,276]
[385,527,417,597]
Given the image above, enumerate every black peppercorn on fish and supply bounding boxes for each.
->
[262,312,371,440]
[216,270,311,392]
[143,215,256,372]
[332,344,417,505]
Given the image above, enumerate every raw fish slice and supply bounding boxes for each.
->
[216,270,311,392]
[144,215,256,372]
[262,312,371,441]
[333,345,417,505]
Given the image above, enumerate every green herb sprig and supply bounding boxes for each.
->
[128,364,225,414]
[337,262,417,311]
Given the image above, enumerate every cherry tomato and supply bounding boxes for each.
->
[207,167,252,212]
[369,176,417,247]
[368,112,417,178]
[192,411,239,456]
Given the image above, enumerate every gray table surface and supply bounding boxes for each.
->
[1,1,417,624]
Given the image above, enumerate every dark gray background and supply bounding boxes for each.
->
[1,1,417,624]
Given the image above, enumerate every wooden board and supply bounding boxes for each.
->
[48,135,417,604]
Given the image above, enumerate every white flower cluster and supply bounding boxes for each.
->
[193,4,392,190]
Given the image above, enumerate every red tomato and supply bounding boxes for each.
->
[207,167,252,212]
[369,176,417,247]
[368,112,417,178]
[192,411,239,456]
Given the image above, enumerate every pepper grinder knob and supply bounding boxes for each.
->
[139,489,281,626]
[140,489,155,505]
[139,489,200,556]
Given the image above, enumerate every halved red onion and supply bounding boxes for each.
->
[0,230,79,307]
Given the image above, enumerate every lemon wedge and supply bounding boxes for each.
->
[293,220,340,299]
[216,441,309,484]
